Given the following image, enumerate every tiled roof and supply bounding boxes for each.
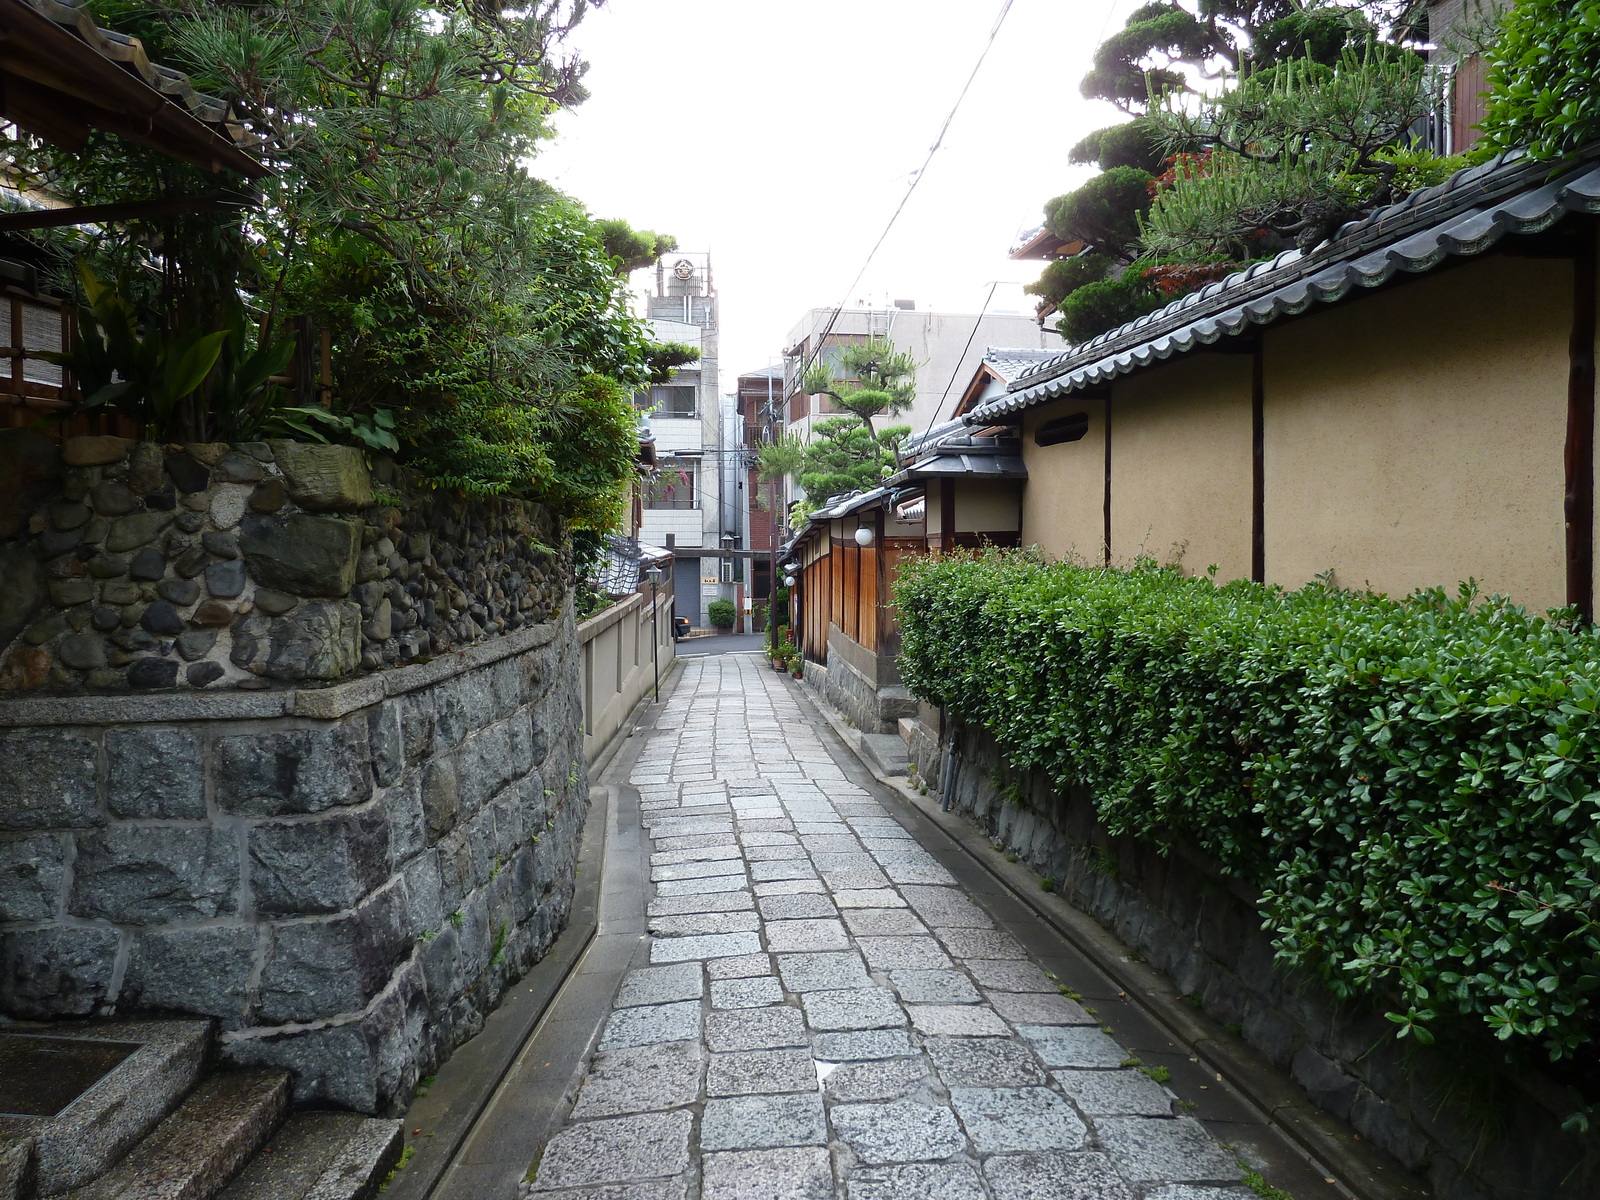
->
[973,149,1600,421]
[982,347,1059,382]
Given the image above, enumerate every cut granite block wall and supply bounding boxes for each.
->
[0,430,591,1115]
[0,430,568,693]
[0,621,587,1114]
[907,720,1600,1200]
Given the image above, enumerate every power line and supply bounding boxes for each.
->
[795,0,1018,385]
[917,280,1000,448]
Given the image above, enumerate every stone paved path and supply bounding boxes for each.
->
[527,654,1255,1200]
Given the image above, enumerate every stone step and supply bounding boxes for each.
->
[63,1070,291,1200]
[215,1113,403,1200]
[2,1019,213,1196]
[859,731,909,776]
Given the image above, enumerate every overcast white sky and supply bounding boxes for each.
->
[531,0,1133,384]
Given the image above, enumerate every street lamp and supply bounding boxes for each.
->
[853,525,875,547]
[645,564,664,702]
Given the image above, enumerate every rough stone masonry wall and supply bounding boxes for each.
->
[0,431,568,692]
[908,721,1600,1200]
[0,432,590,1115]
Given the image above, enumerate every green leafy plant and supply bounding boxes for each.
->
[896,550,1600,1062]
[44,261,227,439]
[707,599,736,629]
[1478,0,1600,161]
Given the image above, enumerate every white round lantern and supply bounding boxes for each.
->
[853,526,875,547]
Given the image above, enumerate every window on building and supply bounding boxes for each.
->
[636,384,697,418]
[647,458,697,509]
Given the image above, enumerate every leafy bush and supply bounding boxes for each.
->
[1479,0,1600,161]
[707,599,736,630]
[896,551,1600,1060]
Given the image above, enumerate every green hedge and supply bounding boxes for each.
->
[896,551,1600,1059]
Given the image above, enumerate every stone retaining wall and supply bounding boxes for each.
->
[0,619,588,1114]
[906,719,1600,1200]
[0,431,567,693]
[0,431,590,1115]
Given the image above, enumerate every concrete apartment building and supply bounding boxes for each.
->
[637,254,738,628]
[780,304,1066,464]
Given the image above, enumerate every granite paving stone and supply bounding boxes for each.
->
[702,1147,834,1200]
[649,930,763,963]
[528,655,1273,1200]
[964,959,1057,992]
[907,1005,1012,1037]
[532,1111,693,1189]
[844,1162,987,1200]
[757,893,839,920]
[764,918,850,952]
[701,1093,828,1151]
[841,908,929,937]
[707,953,773,980]
[653,875,750,897]
[647,911,761,937]
[1052,1068,1176,1116]
[776,951,873,992]
[857,937,954,971]
[1095,1116,1244,1184]
[934,927,1029,960]
[834,888,907,908]
[707,1048,819,1096]
[948,1086,1088,1153]
[705,1005,809,1051]
[1017,1025,1128,1069]
[810,1029,918,1061]
[652,859,751,882]
[756,879,827,896]
[822,1056,930,1103]
[600,1001,703,1049]
[571,1041,704,1118]
[982,1151,1138,1200]
[711,976,786,1009]
[615,963,704,1008]
[926,1036,1047,1086]
[799,986,907,1031]
[830,1099,967,1164]
[986,991,1095,1025]
[890,970,982,1004]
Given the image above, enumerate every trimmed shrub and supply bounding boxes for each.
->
[707,599,736,629]
[896,550,1600,1060]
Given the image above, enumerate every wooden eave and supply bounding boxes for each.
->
[0,0,267,177]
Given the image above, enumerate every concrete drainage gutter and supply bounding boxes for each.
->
[794,677,1425,1200]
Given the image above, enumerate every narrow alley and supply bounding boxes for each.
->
[522,654,1311,1200]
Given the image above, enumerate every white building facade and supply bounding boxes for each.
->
[638,256,739,628]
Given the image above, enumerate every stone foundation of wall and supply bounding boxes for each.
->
[0,619,587,1114]
[907,719,1600,1200]
[820,628,916,735]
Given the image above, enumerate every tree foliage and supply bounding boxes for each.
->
[898,551,1600,1063]
[13,0,668,527]
[802,336,919,435]
[1029,0,1439,346]
[1142,47,1449,255]
[1478,0,1600,162]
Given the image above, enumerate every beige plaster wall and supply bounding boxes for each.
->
[954,480,1022,532]
[1264,254,1571,609]
[1109,352,1253,578]
[1020,402,1106,562]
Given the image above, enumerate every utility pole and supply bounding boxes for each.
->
[766,368,781,641]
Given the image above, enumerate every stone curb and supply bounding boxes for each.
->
[0,622,559,727]
[792,677,1424,1200]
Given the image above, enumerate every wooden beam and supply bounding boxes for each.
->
[1567,221,1596,621]
[0,193,247,232]
[1102,395,1112,566]
[1252,341,1265,584]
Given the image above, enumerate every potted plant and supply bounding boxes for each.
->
[788,651,803,679]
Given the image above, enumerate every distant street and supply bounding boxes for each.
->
[677,633,769,657]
